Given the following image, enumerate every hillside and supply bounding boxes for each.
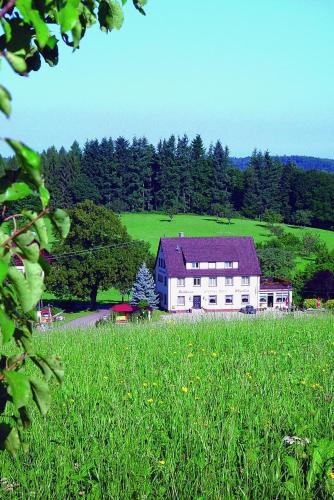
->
[120,213,334,254]
[231,155,334,173]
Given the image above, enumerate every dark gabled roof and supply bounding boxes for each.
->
[158,236,261,277]
[260,278,293,290]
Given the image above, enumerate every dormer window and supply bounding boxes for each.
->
[224,261,233,269]
[208,262,216,269]
[192,262,200,269]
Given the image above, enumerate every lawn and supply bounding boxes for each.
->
[121,213,334,254]
[1,315,333,497]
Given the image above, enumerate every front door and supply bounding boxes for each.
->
[193,295,201,309]
[267,294,274,308]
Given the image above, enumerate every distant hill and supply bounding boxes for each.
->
[230,155,334,173]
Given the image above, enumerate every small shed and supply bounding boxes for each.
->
[111,303,153,323]
[111,303,140,323]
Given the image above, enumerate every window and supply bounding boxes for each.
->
[158,274,163,283]
[192,262,200,269]
[260,294,267,303]
[193,277,201,286]
[276,293,288,303]
[242,276,250,286]
[225,295,233,304]
[208,262,216,269]
[177,278,185,287]
[225,277,233,286]
[209,277,217,287]
[241,294,249,304]
[224,261,233,269]
[177,296,185,306]
[209,295,217,305]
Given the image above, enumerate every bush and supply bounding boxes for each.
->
[303,298,320,309]
[324,299,334,310]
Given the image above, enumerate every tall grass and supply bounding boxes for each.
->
[0,315,333,498]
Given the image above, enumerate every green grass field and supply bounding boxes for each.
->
[1,316,333,497]
[121,213,334,254]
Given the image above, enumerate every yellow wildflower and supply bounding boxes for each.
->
[147,398,154,404]
[158,460,165,465]
[143,382,148,388]
[211,352,218,358]
[127,392,132,398]
[300,380,306,385]
[187,353,194,359]
[245,372,252,380]
[152,382,158,387]
[195,376,200,381]
[188,342,193,347]
[311,383,321,390]
[181,386,189,393]
[195,396,200,400]
[329,470,334,480]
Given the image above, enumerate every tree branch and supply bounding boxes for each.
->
[0,353,28,381]
[0,0,16,18]
[0,209,49,248]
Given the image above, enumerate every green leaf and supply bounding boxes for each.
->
[98,0,124,32]
[15,235,40,263]
[0,84,12,118]
[18,406,31,429]
[22,211,48,249]
[0,308,15,343]
[7,264,42,312]
[0,424,20,456]
[0,260,8,283]
[39,185,50,208]
[5,51,27,74]
[59,0,80,33]
[5,371,31,409]
[29,10,49,47]
[133,0,146,15]
[0,182,32,203]
[29,376,50,416]
[32,354,64,383]
[50,209,70,239]
[37,35,59,67]
[5,140,42,188]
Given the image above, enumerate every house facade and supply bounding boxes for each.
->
[155,235,292,312]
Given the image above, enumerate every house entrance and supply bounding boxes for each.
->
[193,295,201,309]
[267,294,274,308]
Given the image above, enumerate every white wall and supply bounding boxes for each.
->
[185,261,239,270]
[155,246,168,309]
[169,275,260,311]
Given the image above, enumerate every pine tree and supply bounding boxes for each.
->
[190,134,213,213]
[176,135,192,213]
[154,136,180,212]
[210,140,231,206]
[261,151,283,213]
[130,263,159,309]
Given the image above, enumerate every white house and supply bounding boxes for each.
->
[155,235,292,312]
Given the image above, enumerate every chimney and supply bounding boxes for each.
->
[179,232,184,238]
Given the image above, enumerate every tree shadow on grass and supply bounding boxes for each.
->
[202,218,235,225]
[159,219,173,222]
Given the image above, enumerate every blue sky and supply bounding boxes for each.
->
[2,0,334,157]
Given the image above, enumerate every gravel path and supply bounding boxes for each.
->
[61,309,110,329]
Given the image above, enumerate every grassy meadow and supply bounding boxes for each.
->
[1,315,333,498]
[121,213,334,254]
